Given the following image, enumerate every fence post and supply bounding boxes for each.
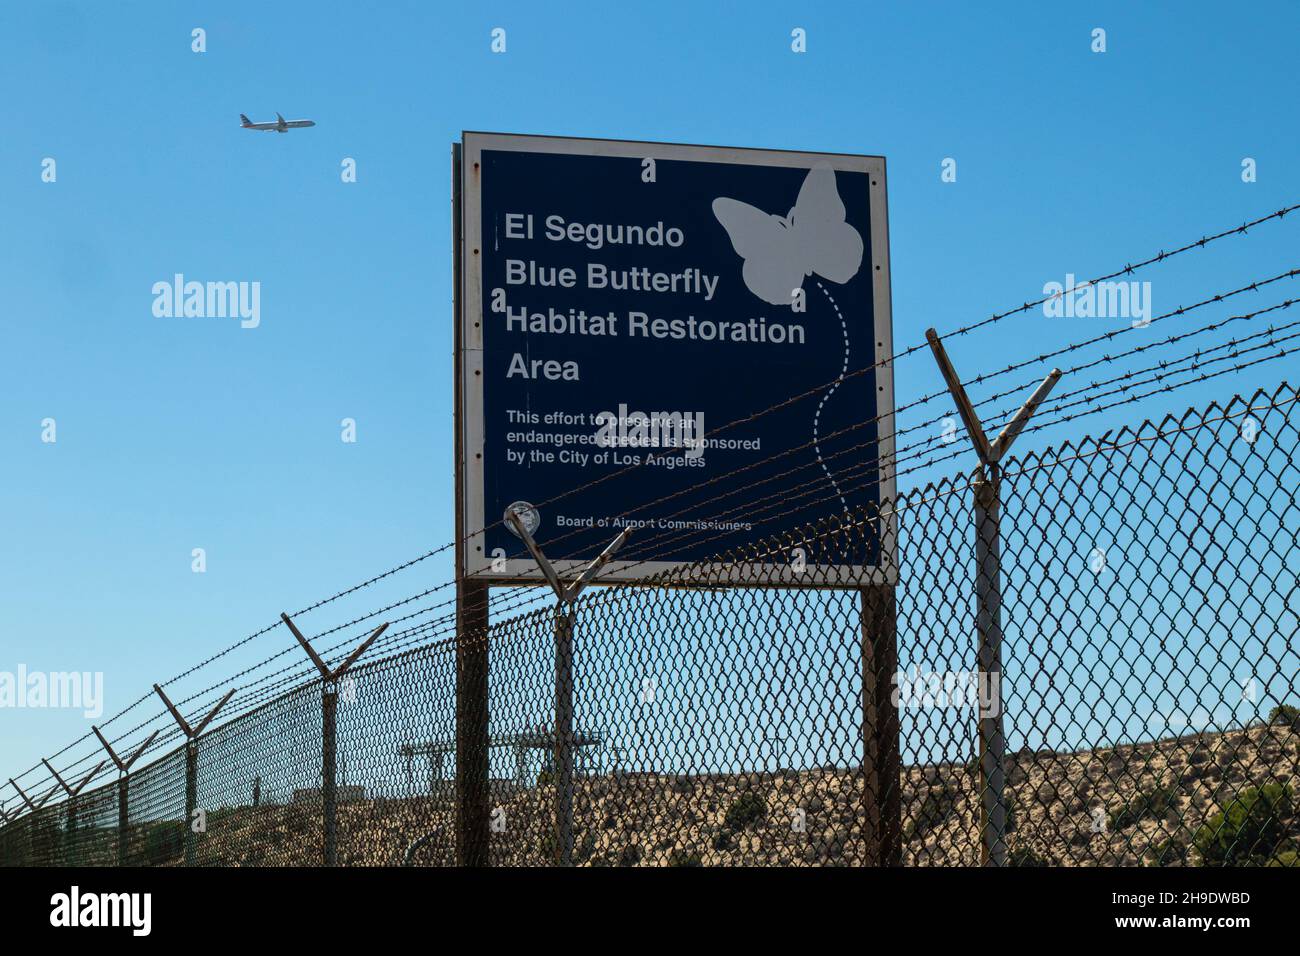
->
[860,584,901,866]
[40,762,74,867]
[281,612,388,867]
[451,139,491,868]
[184,740,198,866]
[925,328,1060,867]
[554,604,577,865]
[505,510,629,866]
[66,799,77,866]
[972,464,1007,865]
[10,778,57,864]
[117,779,128,865]
[454,579,491,867]
[93,725,157,868]
[40,758,106,868]
[153,684,235,867]
[322,681,338,865]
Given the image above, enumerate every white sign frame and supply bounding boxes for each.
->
[457,131,897,588]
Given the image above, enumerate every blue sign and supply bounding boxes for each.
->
[458,133,895,586]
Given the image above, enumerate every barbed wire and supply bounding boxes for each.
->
[10,369,1299,819]
[609,315,1300,575]
[340,270,1300,670]
[420,205,1300,590]
[467,272,1300,588]
[8,204,1298,803]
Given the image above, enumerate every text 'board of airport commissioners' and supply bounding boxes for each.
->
[456,132,897,588]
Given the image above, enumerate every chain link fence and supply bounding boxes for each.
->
[2,382,1298,867]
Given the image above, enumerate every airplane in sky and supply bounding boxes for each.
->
[239,112,316,133]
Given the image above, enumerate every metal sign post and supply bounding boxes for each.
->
[452,139,493,868]
[925,328,1060,866]
[506,508,630,865]
[859,582,901,865]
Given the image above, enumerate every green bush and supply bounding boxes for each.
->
[723,791,766,830]
[1193,782,1292,865]
[668,848,703,867]
[1267,704,1300,729]
[1266,849,1298,867]
[1144,835,1189,866]
[1109,783,1181,831]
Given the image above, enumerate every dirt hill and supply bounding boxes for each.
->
[171,720,1298,867]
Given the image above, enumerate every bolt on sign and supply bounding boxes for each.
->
[455,132,896,587]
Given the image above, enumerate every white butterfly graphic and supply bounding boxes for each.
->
[712,163,864,306]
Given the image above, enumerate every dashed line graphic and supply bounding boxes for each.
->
[813,280,850,515]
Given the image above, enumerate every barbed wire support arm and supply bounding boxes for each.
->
[926,328,1062,866]
[9,778,56,816]
[281,612,389,867]
[153,683,236,866]
[506,509,631,866]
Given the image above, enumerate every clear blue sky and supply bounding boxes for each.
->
[2,1,1298,788]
